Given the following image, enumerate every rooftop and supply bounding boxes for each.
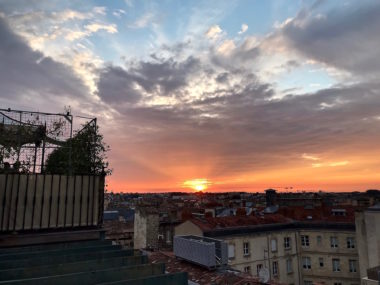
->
[149,251,280,285]
[367,203,380,212]
[189,214,291,231]
[277,205,358,223]
[190,205,356,229]
[183,205,360,237]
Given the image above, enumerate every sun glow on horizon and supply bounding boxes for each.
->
[182,178,211,192]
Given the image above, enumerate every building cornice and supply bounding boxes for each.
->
[203,221,355,238]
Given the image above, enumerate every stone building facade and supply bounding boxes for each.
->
[175,219,360,285]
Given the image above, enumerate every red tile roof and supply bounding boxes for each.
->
[189,214,292,231]
[277,205,358,223]
[204,201,223,208]
[149,251,280,285]
[187,205,361,232]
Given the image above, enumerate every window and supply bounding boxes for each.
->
[319,257,324,267]
[256,264,263,276]
[284,237,291,249]
[317,235,322,245]
[166,230,171,243]
[301,235,310,247]
[271,239,277,252]
[302,257,311,269]
[349,260,357,273]
[347,237,355,249]
[304,281,313,285]
[228,244,235,259]
[243,242,250,256]
[244,266,251,273]
[332,258,341,272]
[272,261,278,276]
[330,236,338,248]
[286,258,293,273]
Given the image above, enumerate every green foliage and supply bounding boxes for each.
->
[0,124,39,173]
[45,122,111,175]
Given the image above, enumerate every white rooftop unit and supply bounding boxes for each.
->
[174,235,228,269]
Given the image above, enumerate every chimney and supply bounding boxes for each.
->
[265,189,277,207]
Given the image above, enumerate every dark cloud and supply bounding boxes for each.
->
[132,56,200,94]
[159,40,192,57]
[0,16,88,107]
[280,60,301,72]
[97,65,141,104]
[215,72,229,84]
[278,2,380,76]
[97,56,200,104]
[233,41,260,63]
[98,50,380,179]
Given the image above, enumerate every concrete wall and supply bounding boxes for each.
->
[364,211,380,269]
[134,211,147,249]
[134,209,159,249]
[174,220,203,237]
[356,209,380,283]
[361,277,378,285]
[146,213,159,249]
[0,174,103,232]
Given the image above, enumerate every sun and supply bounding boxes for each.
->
[183,179,210,192]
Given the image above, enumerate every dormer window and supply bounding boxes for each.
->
[332,209,346,216]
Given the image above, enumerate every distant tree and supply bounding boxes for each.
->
[45,121,111,175]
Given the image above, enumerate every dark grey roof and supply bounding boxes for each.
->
[263,205,279,213]
[103,210,119,221]
[367,203,380,212]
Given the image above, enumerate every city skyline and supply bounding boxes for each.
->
[1,0,380,192]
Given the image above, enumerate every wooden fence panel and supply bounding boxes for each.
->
[40,175,52,229]
[0,174,104,233]
[49,175,60,228]
[14,174,27,231]
[93,176,100,226]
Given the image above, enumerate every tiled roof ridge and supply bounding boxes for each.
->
[189,211,356,232]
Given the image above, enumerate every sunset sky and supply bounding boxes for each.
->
[1,0,380,192]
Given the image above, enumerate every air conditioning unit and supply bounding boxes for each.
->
[174,235,228,269]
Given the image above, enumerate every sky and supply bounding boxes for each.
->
[1,0,380,192]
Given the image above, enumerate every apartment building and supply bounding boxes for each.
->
[175,207,361,285]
